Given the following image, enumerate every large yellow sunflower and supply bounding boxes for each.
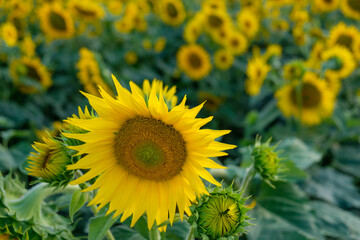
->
[341,0,360,20]
[177,44,212,81]
[64,75,235,230]
[38,3,74,39]
[275,72,335,125]
[159,0,186,26]
[322,45,356,79]
[10,57,52,94]
[202,9,231,35]
[245,57,271,96]
[327,22,360,58]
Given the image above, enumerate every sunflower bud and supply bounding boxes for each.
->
[188,185,251,240]
[26,136,74,188]
[252,137,283,188]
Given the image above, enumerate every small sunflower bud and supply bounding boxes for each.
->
[26,136,74,188]
[188,185,251,240]
[252,137,283,188]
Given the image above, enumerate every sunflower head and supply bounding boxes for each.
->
[252,136,283,188]
[283,60,305,81]
[237,9,260,39]
[322,46,356,79]
[64,75,236,231]
[245,56,270,96]
[1,22,17,47]
[26,137,74,187]
[214,48,234,70]
[341,0,360,20]
[125,51,138,65]
[188,185,251,240]
[160,0,186,26]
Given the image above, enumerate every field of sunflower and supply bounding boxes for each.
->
[1,0,360,239]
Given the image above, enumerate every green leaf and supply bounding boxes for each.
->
[333,144,360,178]
[163,221,190,240]
[303,167,360,209]
[69,189,87,222]
[278,160,307,181]
[277,138,321,170]
[111,225,147,240]
[310,201,360,240]
[247,182,323,240]
[88,212,118,240]
[0,144,17,170]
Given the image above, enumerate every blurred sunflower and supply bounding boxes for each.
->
[183,18,203,43]
[38,3,74,39]
[324,71,341,96]
[76,48,113,97]
[202,0,227,12]
[225,31,248,56]
[276,72,335,125]
[341,0,360,20]
[283,60,305,80]
[124,51,138,65]
[271,19,290,32]
[203,10,231,35]
[322,46,356,79]
[263,44,282,61]
[306,41,325,69]
[20,35,36,57]
[237,9,260,39]
[10,57,52,94]
[314,0,339,12]
[214,49,234,70]
[177,44,212,80]
[115,17,134,33]
[0,22,17,47]
[142,79,178,109]
[328,22,360,57]
[69,0,105,22]
[245,57,271,96]
[64,76,235,231]
[154,37,167,53]
[159,0,186,26]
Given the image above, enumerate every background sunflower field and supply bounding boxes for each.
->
[1,0,360,239]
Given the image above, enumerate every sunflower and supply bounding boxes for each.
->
[306,41,325,69]
[177,44,212,81]
[198,91,224,112]
[115,17,134,34]
[38,3,74,39]
[202,0,227,12]
[69,0,105,22]
[159,0,186,26]
[63,75,235,231]
[313,0,339,12]
[324,71,341,96]
[283,60,305,81]
[202,10,231,35]
[26,137,72,185]
[245,57,271,96]
[322,46,356,79]
[20,35,36,57]
[214,49,234,70]
[35,121,69,141]
[10,57,52,94]
[263,44,282,61]
[341,0,360,20]
[183,18,203,43]
[154,37,167,53]
[125,51,138,65]
[237,9,260,39]
[327,22,360,57]
[1,22,17,47]
[275,72,335,125]
[76,48,113,97]
[225,31,248,56]
[142,79,178,109]
[105,0,123,15]
[271,19,290,32]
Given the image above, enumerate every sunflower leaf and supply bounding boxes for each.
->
[69,189,87,222]
[88,212,118,240]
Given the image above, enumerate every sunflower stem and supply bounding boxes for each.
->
[75,170,115,240]
[240,164,256,197]
[185,226,195,240]
[149,227,160,240]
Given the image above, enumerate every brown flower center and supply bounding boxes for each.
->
[114,116,187,181]
[348,0,360,12]
[49,11,67,31]
[166,3,178,18]
[336,34,353,49]
[291,83,321,108]
[188,52,202,68]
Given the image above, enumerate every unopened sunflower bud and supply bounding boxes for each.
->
[26,136,74,188]
[252,137,283,188]
[188,185,251,240]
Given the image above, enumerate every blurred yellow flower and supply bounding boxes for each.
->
[237,9,260,39]
[154,37,167,52]
[313,0,339,12]
[322,46,356,79]
[341,0,360,20]
[276,72,335,126]
[125,51,138,65]
[160,0,186,26]
[69,0,105,22]
[10,57,52,94]
[214,49,234,70]
[225,31,248,56]
[183,18,203,43]
[20,35,36,57]
[1,22,17,47]
[245,57,270,96]
[38,3,74,39]
[177,44,212,80]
